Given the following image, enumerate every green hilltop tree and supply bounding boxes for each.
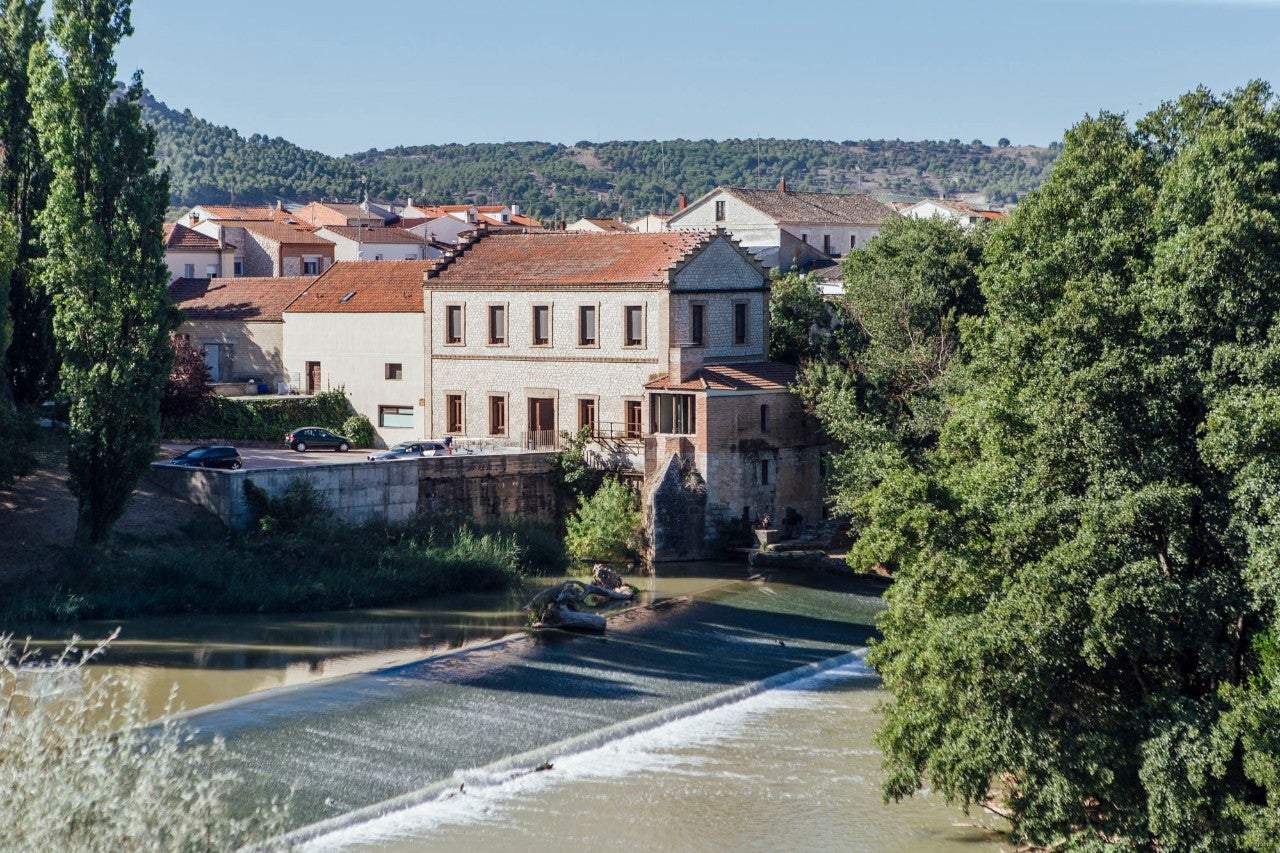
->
[868,82,1280,849]
[0,0,54,406]
[31,0,175,546]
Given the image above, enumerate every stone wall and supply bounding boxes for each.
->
[149,452,556,532]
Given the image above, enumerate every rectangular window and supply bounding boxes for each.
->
[714,200,726,221]
[374,253,384,261]
[532,305,551,345]
[445,394,464,434]
[624,400,643,438]
[489,395,507,436]
[385,362,403,380]
[650,393,695,435]
[206,264,219,277]
[303,257,320,275]
[760,458,771,485]
[379,405,415,428]
[578,398,597,432]
[850,234,857,249]
[822,234,831,255]
[233,258,244,276]
[183,263,195,278]
[760,404,770,432]
[690,303,705,346]
[488,304,506,345]
[578,305,597,346]
[445,304,464,344]
[801,234,808,245]
[625,305,644,347]
[733,302,748,345]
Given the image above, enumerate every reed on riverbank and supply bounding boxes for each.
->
[2,483,567,622]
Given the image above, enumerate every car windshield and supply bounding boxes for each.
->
[390,443,418,452]
[181,448,210,459]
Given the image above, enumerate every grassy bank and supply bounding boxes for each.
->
[2,508,567,622]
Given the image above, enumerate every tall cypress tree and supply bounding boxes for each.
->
[30,0,174,546]
[0,0,54,406]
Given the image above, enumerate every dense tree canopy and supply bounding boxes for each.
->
[33,0,174,546]
[854,83,1280,848]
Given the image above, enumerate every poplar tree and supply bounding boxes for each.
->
[30,0,174,546]
[868,83,1280,849]
[0,0,53,406]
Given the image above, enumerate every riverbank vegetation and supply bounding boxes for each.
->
[795,82,1280,849]
[2,479,566,622]
[0,632,289,848]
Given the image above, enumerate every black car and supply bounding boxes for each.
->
[171,445,243,470]
[285,427,352,453]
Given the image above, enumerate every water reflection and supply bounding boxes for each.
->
[5,563,756,719]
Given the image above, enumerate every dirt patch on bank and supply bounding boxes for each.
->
[0,432,212,586]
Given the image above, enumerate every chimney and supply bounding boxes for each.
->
[511,203,522,217]
[188,212,198,225]
[677,193,687,210]
[557,220,566,231]
[407,196,413,209]
[779,178,787,193]
[276,199,284,211]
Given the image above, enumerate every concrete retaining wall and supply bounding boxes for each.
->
[149,452,556,531]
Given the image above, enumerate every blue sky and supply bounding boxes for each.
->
[113,0,1280,155]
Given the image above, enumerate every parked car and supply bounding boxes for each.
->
[366,441,448,462]
[170,445,242,470]
[285,427,352,453]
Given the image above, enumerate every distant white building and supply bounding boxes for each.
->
[901,198,1007,229]
[565,217,633,233]
[314,225,428,261]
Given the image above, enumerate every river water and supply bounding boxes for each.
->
[11,565,1007,850]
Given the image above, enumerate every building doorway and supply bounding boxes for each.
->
[527,397,556,449]
[306,361,321,395]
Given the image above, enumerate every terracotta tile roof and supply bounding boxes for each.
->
[716,187,897,225]
[164,222,230,251]
[646,361,798,392]
[293,201,387,226]
[427,231,715,286]
[286,260,433,313]
[168,276,312,322]
[477,213,544,229]
[193,205,293,222]
[317,225,426,245]
[396,217,430,229]
[238,221,336,245]
[508,213,543,228]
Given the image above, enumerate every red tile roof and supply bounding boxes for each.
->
[164,222,229,251]
[317,225,426,245]
[675,187,897,226]
[293,201,386,227]
[286,260,433,313]
[427,231,716,286]
[238,221,336,245]
[168,276,312,323]
[646,362,797,392]
[192,205,293,222]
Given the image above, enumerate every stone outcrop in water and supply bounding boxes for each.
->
[524,573,635,633]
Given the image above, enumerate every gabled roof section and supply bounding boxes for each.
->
[910,198,1007,220]
[672,186,897,226]
[168,276,311,322]
[286,260,433,313]
[164,222,230,251]
[317,225,426,245]
[645,361,797,392]
[238,221,336,245]
[426,231,715,286]
[568,218,634,233]
[190,204,293,222]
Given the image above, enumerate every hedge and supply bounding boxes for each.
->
[162,389,354,442]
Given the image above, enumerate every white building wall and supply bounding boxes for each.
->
[316,231,427,262]
[282,312,426,448]
[165,249,224,283]
[666,189,781,246]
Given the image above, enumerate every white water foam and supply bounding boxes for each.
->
[302,651,877,851]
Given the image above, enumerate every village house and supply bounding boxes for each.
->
[193,219,335,278]
[627,213,671,233]
[162,222,236,283]
[564,217,633,233]
[664,182,897,272]
[422,229,825,559]
[282,261,433,445]
[293,200,390,229]
[313,225,428,261]
[169,276,311,389]
[900,197,1007,228]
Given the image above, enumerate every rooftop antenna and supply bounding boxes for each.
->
[756,136,761,189]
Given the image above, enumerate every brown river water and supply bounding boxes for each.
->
[11,566,1008,850]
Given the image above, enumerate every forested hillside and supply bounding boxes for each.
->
[142,92,1058,220]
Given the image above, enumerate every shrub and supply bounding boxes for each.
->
[244,478,330,535]
[0,633,289,848]
[160,333,211,419]
[163,388,354,441]
[564,477,642,565]
[342,413,376,448]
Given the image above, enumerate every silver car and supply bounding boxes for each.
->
[366,441,448,462]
